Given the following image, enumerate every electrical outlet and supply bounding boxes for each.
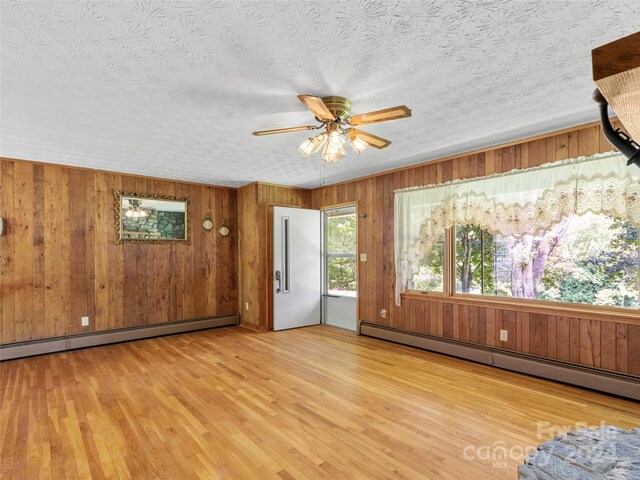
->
[360,253,367,262]
[380,309,387,319]
[245,302,249,311]
[500,329,508,342]
[81,316,89,327]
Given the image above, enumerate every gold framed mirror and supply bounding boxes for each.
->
[114,190,190,244]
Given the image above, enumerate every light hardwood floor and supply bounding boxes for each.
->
[1,325,638,479]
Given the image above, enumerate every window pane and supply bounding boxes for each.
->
[456,225,493,295]
[327,257,357,293]
[455,213,639,309]
[410,231,445,292]
[327,214,357,254]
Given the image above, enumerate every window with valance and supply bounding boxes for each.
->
[394,152,639,309]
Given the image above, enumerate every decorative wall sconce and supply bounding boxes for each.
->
[202,213,214,231]
[203,213,229,237]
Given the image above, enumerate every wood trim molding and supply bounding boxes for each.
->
[240,181,313,191]
[316,119,613,189]
[1,117,620,193]
[0,314,239,361]
[238,181,259,190]
[256,181,312,190]
[319,200,360,212]
[0,156,237,189]
[360,322,640,401]
[402,292,640,325]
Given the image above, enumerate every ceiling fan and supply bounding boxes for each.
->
[253,95,412,163]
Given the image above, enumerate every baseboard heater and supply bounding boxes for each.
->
[360,322,640,401]
[0,314,239,361]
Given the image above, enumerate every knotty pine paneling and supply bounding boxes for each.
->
[0,159,238,344]
[311,121,640,376]
[237,182,311,329]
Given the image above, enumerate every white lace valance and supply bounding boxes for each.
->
[394,152,640,305]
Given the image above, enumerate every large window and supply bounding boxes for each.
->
[452,213,639,308]
[395,152,640,311]
[409,216,640,309]
[325,210,357,295]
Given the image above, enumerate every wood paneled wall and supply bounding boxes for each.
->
[237,182,311,329]
[0,159,238,344]
[2,121,638,377]
[311,121,640,376]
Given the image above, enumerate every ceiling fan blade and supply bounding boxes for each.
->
[347,129,391,149]
[347,105,412,126]
[253,125,318,136]
[297,95,335,122]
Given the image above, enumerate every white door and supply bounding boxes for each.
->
[273,206,321,331]
[322,207,358,332]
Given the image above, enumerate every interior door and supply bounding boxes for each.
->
[273,206,321,330]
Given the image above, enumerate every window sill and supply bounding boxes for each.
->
[402,291,640,325]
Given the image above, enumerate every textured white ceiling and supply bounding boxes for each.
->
[1,1,638,188]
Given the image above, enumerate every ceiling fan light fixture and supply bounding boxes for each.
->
[327,130,346,151]
[297,138,315,157]
[298,132,327,157]
[322,149,346,163]
[255,95,410,163]
[321,130,347,163]
[350,137,368,155]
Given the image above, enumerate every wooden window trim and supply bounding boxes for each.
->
[403,291,640,324]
